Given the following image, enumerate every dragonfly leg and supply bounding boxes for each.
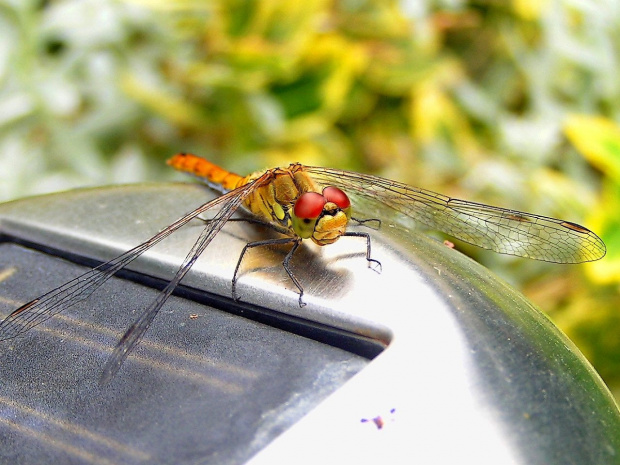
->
[282,239,305,307]
[351,217,382,230]
[342,231,382,273]
[232,236,305,306]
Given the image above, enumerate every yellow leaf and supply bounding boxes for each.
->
[564,114,620,181]
[120,74,208,129]
[512,0,549,20]
[410,78,476,152]
[584,181,620,284]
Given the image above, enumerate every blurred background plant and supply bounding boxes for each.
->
[0,0,618,398]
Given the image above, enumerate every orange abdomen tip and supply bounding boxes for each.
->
[167,153,242,191]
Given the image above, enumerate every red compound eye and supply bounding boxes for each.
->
[294,192,326,219]
[322,186,350,209]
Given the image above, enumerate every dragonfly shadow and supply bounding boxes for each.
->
[216,224,354,302]
[189,214,375,303]
[238,243,353,301]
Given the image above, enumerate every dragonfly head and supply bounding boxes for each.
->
[292,186,351,246]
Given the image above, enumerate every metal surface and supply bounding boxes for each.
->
[0,182,619,464]
[0,243,371,465]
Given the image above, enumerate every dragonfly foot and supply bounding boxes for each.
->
[368,258,382,273]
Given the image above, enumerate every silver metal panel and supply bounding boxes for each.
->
[0,182,618,464]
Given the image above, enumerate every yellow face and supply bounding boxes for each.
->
[291,187,352,246]
[311,204,350,245]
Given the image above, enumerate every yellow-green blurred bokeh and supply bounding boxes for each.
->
[0,0,618,398]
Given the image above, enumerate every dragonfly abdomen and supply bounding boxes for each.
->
[168,153,244,192]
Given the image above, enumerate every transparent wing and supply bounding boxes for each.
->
[99,176,266,384]
[0,178,262,342]
[305,167,606,263]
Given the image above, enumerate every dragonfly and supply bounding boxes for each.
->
[0,153,606,383]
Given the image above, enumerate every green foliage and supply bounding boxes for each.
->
[0,0,619,397]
